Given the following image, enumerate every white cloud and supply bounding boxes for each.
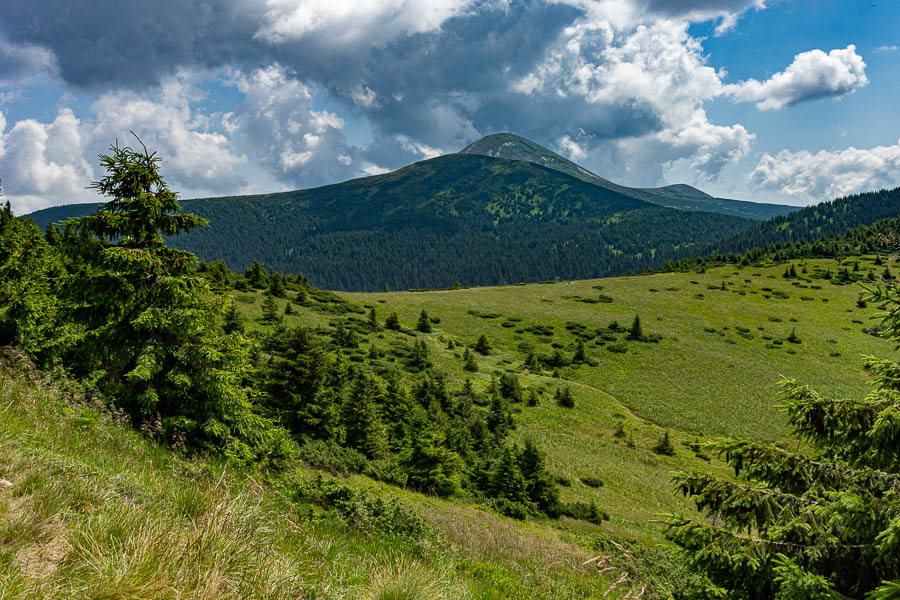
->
[352,85,378,108]
[558,135,587,160]
[748,139,900,200]
[362,164,390,176]
[513,18,752,183]
[227,63,361,185]
[0,35,58,85]
[255,0,474,46]
[0,108,94,214]
[875,45,897,53]
[89,74,248,194]
[725,45,867,110]
[397,135,443,160]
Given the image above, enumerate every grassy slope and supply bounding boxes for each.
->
[0,355,667,599]
[4,256,892,598]
[325,257,888,543]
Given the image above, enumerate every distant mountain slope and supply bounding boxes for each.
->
[707,187,900,256]
[28,154,753,290]
[460,133,796,220]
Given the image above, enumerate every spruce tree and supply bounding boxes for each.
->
[223,300,244,334]
[555,386,575,408]
[664,280,900,597]
[463,348,478,372]
[0,197,62,361]
[652,430,675,456]
[264,327,341,441]
[475,334,491,355]
[385,311,401,331]
[628,314,644,340]
[518,439,561,517]
[404,407,464,497]
[261,292,280,323]
[341,373,387,459]
[573,339,586,364]
[245,261,268,289]
[368,305,378,330]
[416,308,432,333]
[60,139,286,461]
[490,446,531,508]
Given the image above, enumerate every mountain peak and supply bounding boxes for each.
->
[460,133,792,220]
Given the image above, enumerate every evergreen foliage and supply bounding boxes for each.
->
[628,315,644,340]
[385,311,401,331]
[555,386,575,408]
[475,334,492,355]
[416,309,433,333]
[0,194,62,362]
[652,430,675,456]
[29,153,756,291]
[463,348,478,372]
[261,292,280,323]
[665,278,900,597]
[58,139,289,462]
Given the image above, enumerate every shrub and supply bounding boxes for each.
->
[560,501,608,525]
[474,334,492,355]
[385,312,401,330]
[652,431,676,456]
[580,476,604,488]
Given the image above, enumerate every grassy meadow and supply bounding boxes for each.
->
[0,353,663,599]
[233,256,894,546]
[5,256,891,598]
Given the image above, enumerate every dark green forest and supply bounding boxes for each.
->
[704,187,900,256]
[28,154,756,291]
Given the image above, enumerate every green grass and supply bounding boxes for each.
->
[14,256,879,597]
[328,258,891,542]
[0,353,664,598]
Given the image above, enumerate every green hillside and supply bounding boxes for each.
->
[460,133,797,220]
[227,255,894,546]
[27,154,754,291]
[1,352,662,599]
[708,187,900,256]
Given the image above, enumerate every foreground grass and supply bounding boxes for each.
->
[0,355,668,599]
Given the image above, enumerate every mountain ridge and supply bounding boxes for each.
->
[27,153,754,290]
[460,133,796,220]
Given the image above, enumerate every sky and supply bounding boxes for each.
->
[0,0,898,214]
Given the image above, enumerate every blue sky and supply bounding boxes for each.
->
[1,0,898,214]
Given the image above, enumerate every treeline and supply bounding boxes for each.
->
[701,187,900,257]
[0,145,594,523]
[659,212,900,273]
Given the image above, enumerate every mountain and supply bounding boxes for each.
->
[460,133,796,220]
[28,153,754,291]
[706,187,900,256]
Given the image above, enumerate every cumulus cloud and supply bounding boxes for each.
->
[8,0,871,204]
[725,45,868,110]
[748,140,900,200]
[0,108,94,213]
[255,0,474,46]
[512,18,752,183]
[88,75,248,194]
[226,63,375,186]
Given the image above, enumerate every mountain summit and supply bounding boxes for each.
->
[460,133,794,220]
